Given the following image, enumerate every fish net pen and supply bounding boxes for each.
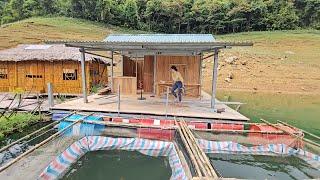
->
[0,112,319,180]
[0,113,191,180]
[192,128,320,179]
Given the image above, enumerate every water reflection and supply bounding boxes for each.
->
[209,154,320,180]
[63,150,172,180]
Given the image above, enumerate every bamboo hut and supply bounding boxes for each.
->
[0,44,110,94]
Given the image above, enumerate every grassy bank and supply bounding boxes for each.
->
[0,16,146,50]
[0,113,41,140]
[0,16,319,139]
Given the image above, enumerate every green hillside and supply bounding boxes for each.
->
[0,16,319,136]
[0,17,145,50]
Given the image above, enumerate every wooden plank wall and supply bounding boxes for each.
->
[89,62,109,87]
[0,62,11,92]
[143,56,154,92]
[0,60,108,94]
[112,76,137,95]
[155,55,201,97]
[123,56,136,77]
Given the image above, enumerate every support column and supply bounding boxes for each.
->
[199,53,203,100]
[153,54,157,95]
[111,51,114,92]
[211,49,219,109]
[80,48,88,103]
[47,83,54,108]
[120,55,124,76]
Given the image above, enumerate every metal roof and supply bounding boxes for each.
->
[104,34,215,43]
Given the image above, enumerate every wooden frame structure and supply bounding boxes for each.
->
[48,34,253,109]
[0,44,110,95]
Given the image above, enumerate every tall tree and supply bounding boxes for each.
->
[123,0,139,28]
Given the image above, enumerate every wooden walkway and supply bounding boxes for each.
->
[51,92,249,122]
[0,93,51,112]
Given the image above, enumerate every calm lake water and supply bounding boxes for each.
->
[217,91,320,137]
[209,154,320,179]
[63,150,172,180]
[62,150,320,180]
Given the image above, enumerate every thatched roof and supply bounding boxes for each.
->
[0,44,110,63]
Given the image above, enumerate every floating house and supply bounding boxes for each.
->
[110,34,206,97]
[0,44,110,94]
[1,35,319,180]
[49,34,252,121]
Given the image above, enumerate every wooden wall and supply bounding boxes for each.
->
[89,61,108,87]
[112,76,137,95]
[155,55,201,97]
[123,56,136,77]
[120,55,201,96]
[0,60,108,94]
[143,56,154,92]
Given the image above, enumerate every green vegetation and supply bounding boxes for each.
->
[0,113,41,140]
[0,17,145,49]
[217,30,320,64]
[0,17,318,144]
[0,0,319,33]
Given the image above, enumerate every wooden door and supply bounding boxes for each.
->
[143,56,154,92]
[136,61,144,90]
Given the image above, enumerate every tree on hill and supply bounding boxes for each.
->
[0,0,319,33]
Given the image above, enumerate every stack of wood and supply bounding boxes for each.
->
[176,118,219,179]
[97,86,111,95]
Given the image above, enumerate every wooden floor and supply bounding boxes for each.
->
[52,92,249,122]
[0,93,51,112]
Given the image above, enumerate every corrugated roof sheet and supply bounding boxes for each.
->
[104,34,215,43]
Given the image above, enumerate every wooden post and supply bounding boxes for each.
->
[165,86,169,118]
[121,55,124,76]
[111,51,114,92]
[47,83,54,108]
[153,54,157,95]
[117,84,120,116]
[80,48,88,103]
[211,49,219,109]
[37,93,41,120]
[199,53,203,100]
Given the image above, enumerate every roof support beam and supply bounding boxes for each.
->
[211,49,219,109]
[80,48,88,103]
[79,49,112,59]
[111,51,114,92]
[153,54,157,95]
[202,53,214,60]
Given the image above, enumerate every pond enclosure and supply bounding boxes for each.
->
[0,34,319,179]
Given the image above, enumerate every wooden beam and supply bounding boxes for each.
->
[199,53,203,100]
[0,112,76,153]
[110,51,114,92]
[277,120,320,141]
[80,48,88,103]
[202,53,214,60]
[79,50,113,60]
[0,112,94,172]
[153,54,157,95]
[180,119,219,178]
[260,119,320,148]
[211,49,219,109]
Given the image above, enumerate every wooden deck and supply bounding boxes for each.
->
[0,93,52,112]
[51,92,249,122]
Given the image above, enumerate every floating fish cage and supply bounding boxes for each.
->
[0,112,319,180]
